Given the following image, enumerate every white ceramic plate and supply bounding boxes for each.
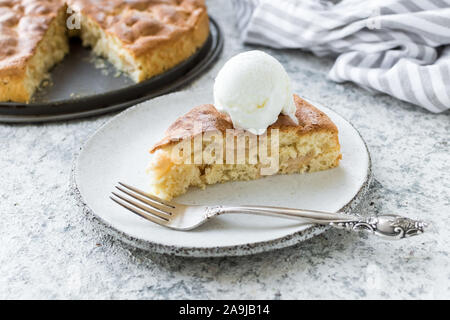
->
[73,89,371,257]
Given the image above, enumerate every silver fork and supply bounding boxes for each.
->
[110,182,427,240]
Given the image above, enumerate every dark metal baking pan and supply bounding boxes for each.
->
[0,17,223,123]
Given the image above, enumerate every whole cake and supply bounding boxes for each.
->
[0,0,210,102]
[147,95,342,200]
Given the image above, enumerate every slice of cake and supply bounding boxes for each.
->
[147,95,342,200]
[0,0,69,102]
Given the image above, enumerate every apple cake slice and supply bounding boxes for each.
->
[147,95,342,200]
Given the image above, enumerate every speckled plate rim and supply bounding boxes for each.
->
[71,92,372,258]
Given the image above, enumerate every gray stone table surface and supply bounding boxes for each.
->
[1,0,449,299]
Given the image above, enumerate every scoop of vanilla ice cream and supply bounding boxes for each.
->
[214,50,298,135]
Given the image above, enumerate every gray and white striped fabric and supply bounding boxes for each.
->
[231,0,450,113]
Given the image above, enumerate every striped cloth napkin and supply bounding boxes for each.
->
[231,0,450,113]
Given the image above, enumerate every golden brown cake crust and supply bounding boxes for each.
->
[68,0,208,57]
[150,95,339,153]
[0,0,65,76]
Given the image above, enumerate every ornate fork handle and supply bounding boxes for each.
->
[328,215,427,239]
[210,206,427,240]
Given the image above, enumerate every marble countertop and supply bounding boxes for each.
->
[1,0,449,299]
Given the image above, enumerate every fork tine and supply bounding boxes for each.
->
[110,196,169,227]
[111,191,170,221]
[118,182,175,208]
[115,185,172,215]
